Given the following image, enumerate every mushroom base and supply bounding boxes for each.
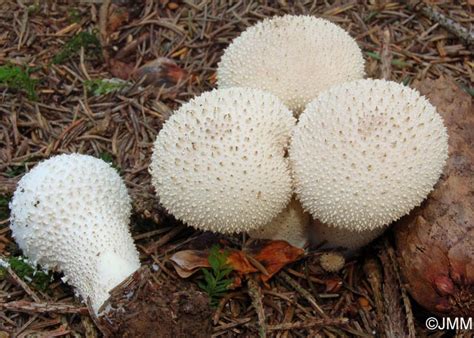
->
[96,267,213,337]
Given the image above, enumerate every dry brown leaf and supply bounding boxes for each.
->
[133,57,188,88]
[169,240,304,282]
[107,5,129,35]
[108,58,135,80]
[245,240,305,282]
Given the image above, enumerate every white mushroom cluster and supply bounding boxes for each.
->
[9,154,140,314]
[218,15,365,114]
[291,79,448,244]
[150,87,295,233]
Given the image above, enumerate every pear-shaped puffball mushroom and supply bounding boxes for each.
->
[312,220,388,251]
[217,15,365,114]
[9,154,140,314]
[248,198,309,248]
[150,87,295,234]
[291,79,448,236]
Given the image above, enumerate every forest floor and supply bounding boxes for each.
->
[0,0,472,337]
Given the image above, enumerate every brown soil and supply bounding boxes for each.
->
[97,267,212,337]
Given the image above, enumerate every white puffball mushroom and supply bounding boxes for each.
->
[312,219,388,251]
[150,87,295,234]
[217,15,365,114]
[9,154,140,314]
[249,198,309,248]
[291,79,448,236]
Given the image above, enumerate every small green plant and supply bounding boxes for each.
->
[0,64,37,99]
[6,256,51,291]
[85,78,128,96]
[198,245,233,307]
[52,31,101,65]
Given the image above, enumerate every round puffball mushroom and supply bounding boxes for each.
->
[249,198,309,248]
[217,15,365,114]
[150,87,295,234]
[319,252,345,273]
[290,79,448,241]
[9,154,140,314]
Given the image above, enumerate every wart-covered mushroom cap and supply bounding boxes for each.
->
[150,87,295,234]
[290,79,448,239]
[9,154,140,314]
[217,15,365,114]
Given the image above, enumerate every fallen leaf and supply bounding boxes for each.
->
[133,57,188,87]
[246,240,305,282]
[107,5,129,35]
[169,249,208,278]
[324,277,343,293]
[108,59,135,80]
[169,239,304,282]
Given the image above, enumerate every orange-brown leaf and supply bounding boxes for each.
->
[247,240,305,282]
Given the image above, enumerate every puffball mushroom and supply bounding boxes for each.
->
[291,79,448,247]
[9,154,140,314]
[217,15,365,114]
[150,87,295,234]
[249,198,309,248]
[312,219,388,251]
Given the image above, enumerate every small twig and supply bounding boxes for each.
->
[279,270,327,318]
[380,28,392,80]
[385,240,416,338]
[267,317,348,331]
[247,277,266,338]
[245,254,269,277]
[406,1,473,45]
[213,292,244,325]
[0,300,88,315]
[379,247,407,338]
[212,318,252,335]
[363,257,385,337]
[144,224,187,254]
[6,266,41,303]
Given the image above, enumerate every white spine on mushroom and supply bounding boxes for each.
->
[217,15,365,114]
[290,79,448,233]
[150,87,295,234]
[249,198,309,248]
[9,154,140,314]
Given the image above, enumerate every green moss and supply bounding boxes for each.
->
[52,31,101,65]
[0,64,38,100]
[67,8,81,23]
[85,78,129,96]
[8,256,52,291]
